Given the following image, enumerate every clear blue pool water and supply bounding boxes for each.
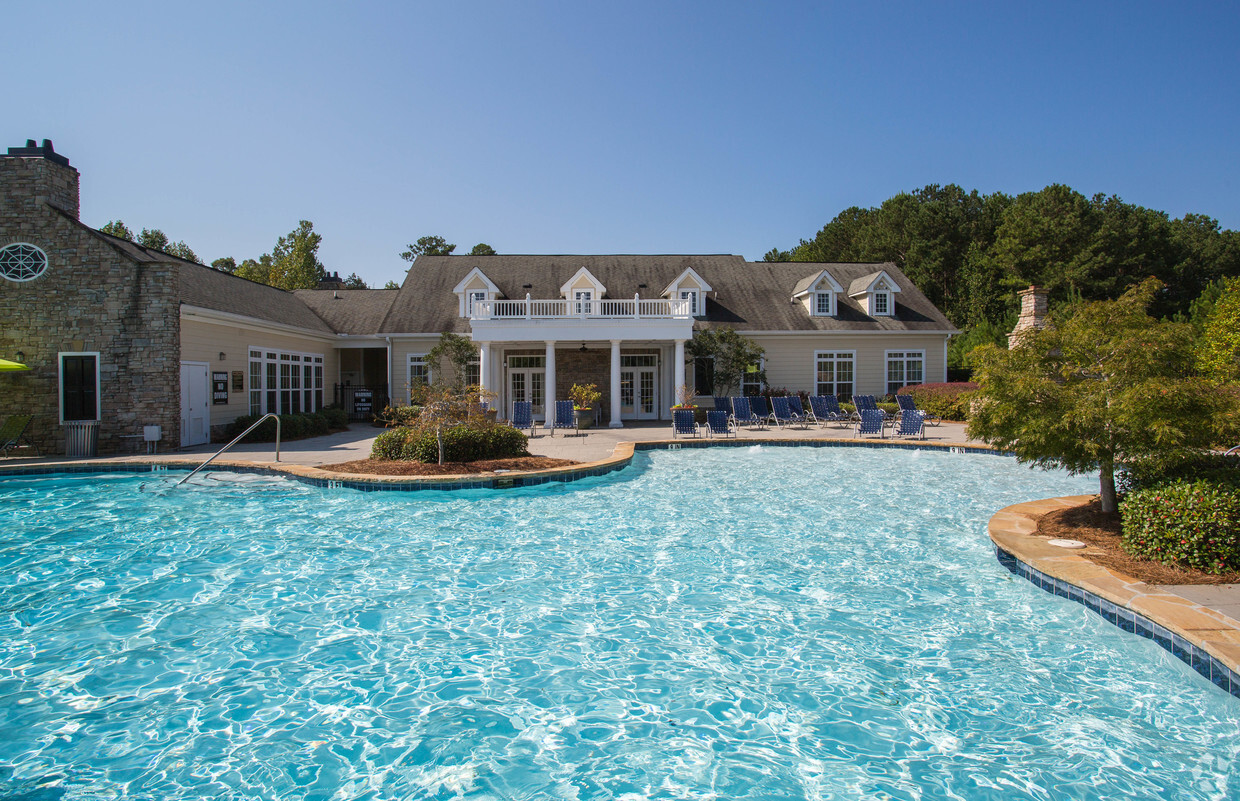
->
[0,447,1237,800]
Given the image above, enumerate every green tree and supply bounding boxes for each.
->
[426,332,479,390]
[968,278,1234,513]
[100,220,134,240]
[469,243,496,256]
[762,247,791,262]
[211,257,238,274]
[401,235,456,261]
[1196,278,1240,383]
[267,220,326,290]
[137,228,169,252]
[234,255,274,285]
[343,273,368,289]
[685,328,766,396]
[383,280,401,290]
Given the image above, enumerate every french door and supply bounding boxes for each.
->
[509,364,546,420]
[619,365,658,420]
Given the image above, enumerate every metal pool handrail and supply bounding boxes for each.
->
[1227,445,1240,457]
[177,413,281,486]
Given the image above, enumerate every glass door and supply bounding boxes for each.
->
[508,356,547,420]
[619,355,659,420]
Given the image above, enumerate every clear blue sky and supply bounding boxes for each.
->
[7,1,1239,288]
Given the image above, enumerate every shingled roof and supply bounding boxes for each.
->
[382,255,956,333]
[292,289,398,334]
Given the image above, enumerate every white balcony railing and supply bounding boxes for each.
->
[472,295,692,321]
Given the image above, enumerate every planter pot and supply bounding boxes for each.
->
[574,409,594,429]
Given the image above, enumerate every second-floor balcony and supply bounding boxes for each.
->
[468,295,695,343]
[471,296,692,321]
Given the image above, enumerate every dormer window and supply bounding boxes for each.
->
[814,291,835,317]
[574,290,594,315]
[680,289,700,316]
[467,291,487,316]
[872,291,889,316]
[794,270,843,318]
[454,268,502,318]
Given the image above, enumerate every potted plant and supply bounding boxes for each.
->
[671,384,699,411]
[569,383,602,428]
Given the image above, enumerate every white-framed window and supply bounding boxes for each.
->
[467,291,487,316]
[872,291,891,316]
[680,289,700,316]
[815,351,855,399]
[574,290,594,315]
[408,355,432,395]
[692,356,715,396]
[464,359,481,388]
[248,347,325,416]
[620,354,658,367]
[886,351,924,395]
[741,358,765,396]
[814,292,835,316]
[508,355,545,369]
[59,352,100,422]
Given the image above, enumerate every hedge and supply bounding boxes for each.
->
[1118,452,1240,493]
[371,424,529,463]
[225,411,340,443]
[1120,480,1240,573]
[897,382,978,421]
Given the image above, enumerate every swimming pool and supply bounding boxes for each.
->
[0,447,1237,799]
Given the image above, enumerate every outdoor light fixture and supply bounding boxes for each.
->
[15,352,24,363]
[219,352,226,361]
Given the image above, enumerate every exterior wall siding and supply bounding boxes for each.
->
[180,318,339,437]
[746,333,948,396]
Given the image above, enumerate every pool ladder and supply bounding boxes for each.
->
[177,413,281,486]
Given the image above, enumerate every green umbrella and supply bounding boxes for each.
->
[0,358,30,372]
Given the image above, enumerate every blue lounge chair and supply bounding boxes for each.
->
[704,409,735,438]
[854,395,892,422]
[713,397,731,416]
[807,395,846,428]
[892,408,925,439]
[787,396,810,423]
[731,397,763,429]
[548,400,578,436]
[672,409,700,438]
[895,393,940,426]
[854,408,886,438]
[749,396,772,427]
[769,396,807,429]
[510,401,539,437]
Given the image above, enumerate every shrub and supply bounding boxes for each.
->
[279,414,307,439]
[376,404,422,427]
[305,413,330,437]
[1119,452,1240,494]
[321,406,349,428]
[898,382,978,421]
[370,424,528,463]
[1121,480,1240,573]
[225,411,340,443]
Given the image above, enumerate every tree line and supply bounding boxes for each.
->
[764,184,1240,363]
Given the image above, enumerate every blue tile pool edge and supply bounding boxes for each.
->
[994,544,1240,699]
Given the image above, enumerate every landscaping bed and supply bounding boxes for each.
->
[322,456,579,476]
[1038,498,1240,586]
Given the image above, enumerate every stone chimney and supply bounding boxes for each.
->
[1,139,80,219]
[1008,285,1049,347]
[317,271,346,291]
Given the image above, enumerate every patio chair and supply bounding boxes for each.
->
[730,397,763,429]
[509,401,539,437]
[895,393,940,426]
[787,396,810,424]
[853,408,887,439]
[891,408,925,440]
[854,395,892,422]
[769,396,808,429]
[0,415,38,456]
[749,396,772,427]
[704,409,735,438]
[713,397,731,416]
[808,396,848,428]
[671,409,700,438]
[548,400,578,436]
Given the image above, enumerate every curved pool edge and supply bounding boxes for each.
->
[989,496,1240,696]
[0,437,1001,490]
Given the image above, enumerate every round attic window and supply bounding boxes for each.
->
[0,243,49,282]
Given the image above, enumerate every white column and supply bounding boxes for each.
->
[674,339,686,403]
[609,339,623,428]
[544,340,557,416]
[478,342,491,395]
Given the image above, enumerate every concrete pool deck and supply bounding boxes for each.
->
[3,421,1239,687]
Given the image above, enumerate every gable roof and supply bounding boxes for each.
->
[292,289,397,334]
[382,255,956,333]
[792,269,844,297]
[847,270,900,297]
[179,263,336,333]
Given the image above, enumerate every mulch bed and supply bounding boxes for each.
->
[1037,498,1240,586]
[321,456,580,477]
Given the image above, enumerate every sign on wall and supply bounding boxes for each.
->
[232,370,244,392]
[212,372,229,405]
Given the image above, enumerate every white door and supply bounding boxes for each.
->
[619,367,658,420]
[180,362,210,447]
[509,368,546,420]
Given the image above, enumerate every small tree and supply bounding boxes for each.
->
[469,243,496,255]
[401,235,456,262]
[1196,277,1240,384]
[685,328,766,397]
[969,278,1236,513]
[426,332,479,390]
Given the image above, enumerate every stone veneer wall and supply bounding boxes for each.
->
[0,155,181,454]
